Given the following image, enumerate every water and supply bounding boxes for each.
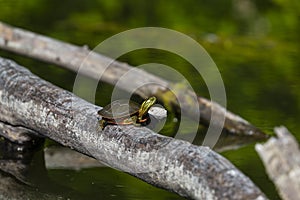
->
[0,0,299,199]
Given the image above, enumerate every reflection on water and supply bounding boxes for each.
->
[0,138,184,199]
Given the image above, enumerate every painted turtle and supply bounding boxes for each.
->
[98,97,156,130]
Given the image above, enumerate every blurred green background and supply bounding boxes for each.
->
[0,0,299,199]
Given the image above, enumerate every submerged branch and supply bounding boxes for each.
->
[0,57,266,199]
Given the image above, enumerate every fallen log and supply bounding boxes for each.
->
[0,57,267,199]
[256,126,300,200]
[0,21,267,140]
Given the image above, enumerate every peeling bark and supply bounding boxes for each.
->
[0,57,267,199]
[0,21,267,139]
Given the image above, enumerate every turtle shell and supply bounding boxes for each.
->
[98,99,140,120]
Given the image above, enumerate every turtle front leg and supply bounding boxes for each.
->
[99,119,108,130]
[123,116,141,127]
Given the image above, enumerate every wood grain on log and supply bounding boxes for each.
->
[0,57,267,199]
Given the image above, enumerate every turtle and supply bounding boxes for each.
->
[98,97,156,130]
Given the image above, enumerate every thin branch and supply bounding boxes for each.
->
[0,57,267,199]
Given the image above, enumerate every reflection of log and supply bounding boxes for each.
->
[0,122,45,185]
[256,126,300,200]
[0,171,65,200]
[44,146,104,170]
[0,58,267,199]
[0,139,82,199]
[0,21,267,139]
[0,124,89,199]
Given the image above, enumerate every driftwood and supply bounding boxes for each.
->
[0,21,267,141]
[0,57,267,199]
[256,126,300,200]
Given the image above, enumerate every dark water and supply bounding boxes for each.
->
[0,0,299,199]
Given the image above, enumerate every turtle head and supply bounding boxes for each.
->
[138,97,156,120]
